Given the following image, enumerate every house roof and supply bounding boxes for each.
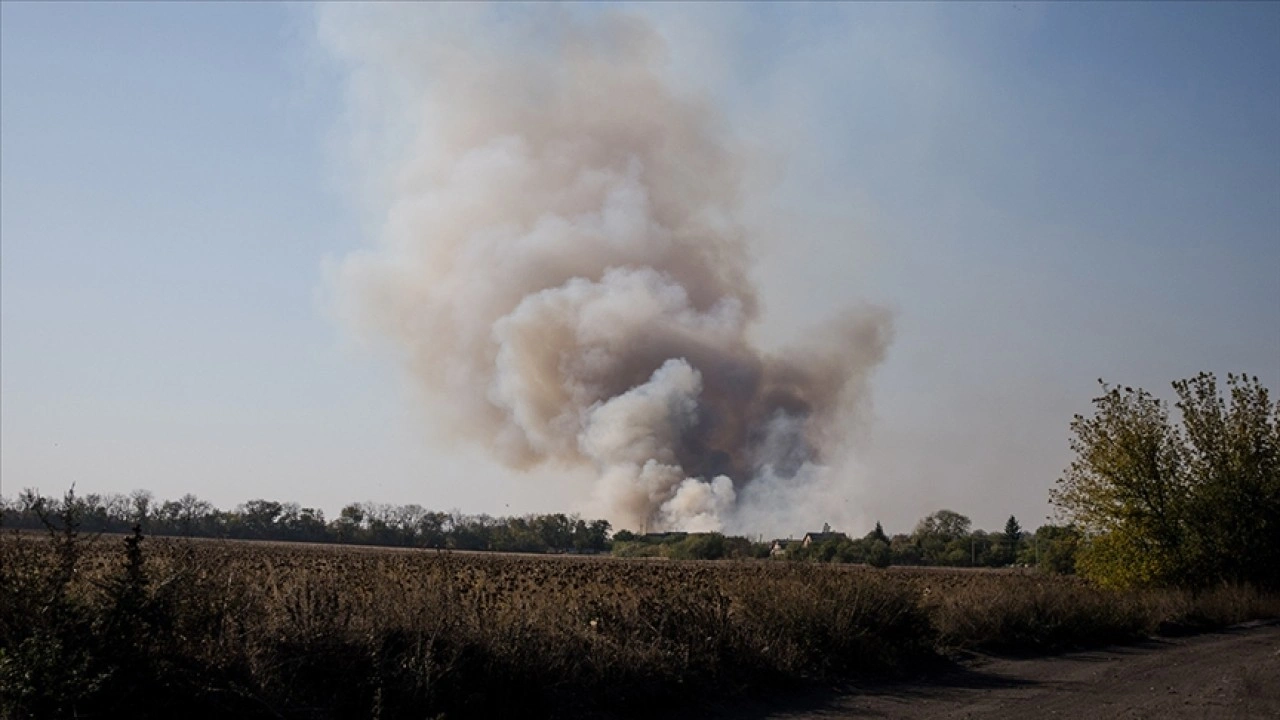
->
[803,531,848,542]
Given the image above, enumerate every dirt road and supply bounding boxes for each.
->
[719,621,1280,720]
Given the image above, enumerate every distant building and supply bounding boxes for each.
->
[769,539,798,557]
[801,531,849,547]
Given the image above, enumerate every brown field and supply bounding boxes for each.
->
[3,532,1277,719]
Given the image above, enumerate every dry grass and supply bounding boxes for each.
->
[2,532,1275,719]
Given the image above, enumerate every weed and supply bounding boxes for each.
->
[2,533,1276,719]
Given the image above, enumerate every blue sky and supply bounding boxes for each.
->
[3,3,1277,532]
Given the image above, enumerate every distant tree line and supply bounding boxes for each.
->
[609,530,772,560]
[773,511,1081,574]
[0,489,612,554]
[607,513,1081,573]
[1,488,1082,572]
[2,490,1076,574]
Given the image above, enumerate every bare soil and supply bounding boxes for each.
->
[699,621,1280,720]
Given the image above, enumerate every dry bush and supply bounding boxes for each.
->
[2,532,1277,719]
[924,573,1152,653]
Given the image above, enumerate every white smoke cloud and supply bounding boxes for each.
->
[319,6,892,531]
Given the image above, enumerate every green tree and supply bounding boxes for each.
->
[1037,524,1081,575]
[129,490,154,527]
[912,510,972,565]
[1003,516,1022,545]
[573,518,611,551]
[535,513,574,552]
[866,539,892,568]
[1002,515,1022,565]
[1051,381,1186,586]
[1174,373,1280,588]
[668,533,727,560]
[416,511,449,548]
[889,534,923,565]
[914,509,971,539]
[1052,373,1278,589]
[334,504,366,543]
[237,500,284,539]
[865,521,889,544]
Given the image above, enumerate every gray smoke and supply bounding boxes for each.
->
[325,9,892,532]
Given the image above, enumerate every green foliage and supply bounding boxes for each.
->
[2,490,614,554]
[866,521,889,545]
[1075,527,1172,588]
[866,540,892,568]
[1052,373,1279,589]
[609,539,664,558]
[1037,525,1081,575]
[889,535,924,566]
[908,510,993,566]
[609,532,766,560]
[666,532,726,560]
[0,491,1048,573]
[1003,516,1022,544]
[779,533,900,568]
[914,509,972,540]
[1174,373,1280,588]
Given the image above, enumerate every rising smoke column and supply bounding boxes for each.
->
[326,9,892,531]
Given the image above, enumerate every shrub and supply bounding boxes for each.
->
[3,533,1277,719]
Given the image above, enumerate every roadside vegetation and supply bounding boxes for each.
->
[1053,373,1278,590]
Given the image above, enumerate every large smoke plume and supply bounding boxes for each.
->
[328,9,892,532]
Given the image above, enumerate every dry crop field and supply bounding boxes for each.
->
[3,532,1277,719]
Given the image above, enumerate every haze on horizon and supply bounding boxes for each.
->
[2,2,1277,536]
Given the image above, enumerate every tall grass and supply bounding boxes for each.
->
[2,530,1276,719]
